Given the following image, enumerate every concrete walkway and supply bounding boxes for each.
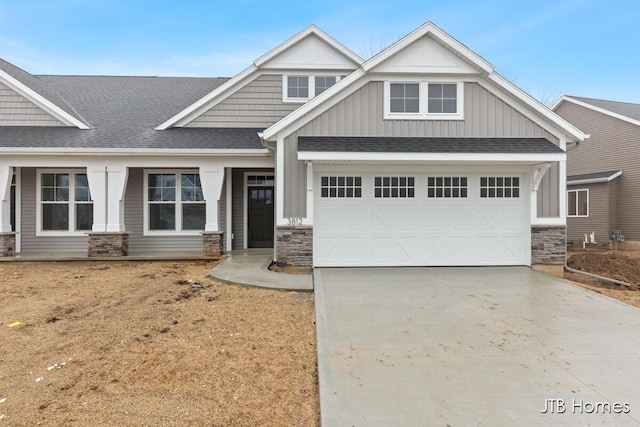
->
[210,249,313,291]
[314,267,640,426]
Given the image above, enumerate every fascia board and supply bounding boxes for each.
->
[298,151,566,163]
[362,22,493,74]
[568,170,623,185]
[555,96,640,129]
[155,65,258,130]
[486,73,586,141]
[0,69,90,129]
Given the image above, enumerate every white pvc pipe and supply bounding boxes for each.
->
[564,265,632,288]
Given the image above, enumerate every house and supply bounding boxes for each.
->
[552,96,640,247]
[0,22,585,273]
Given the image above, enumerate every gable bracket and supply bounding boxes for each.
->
[531,163,551,191]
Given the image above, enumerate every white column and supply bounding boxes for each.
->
[87,165,128,232]
[276,136,286,226]
[305,161,313,224]
[200,165,225,232]
[558,160,567,221]
[225,167,233,249]
[0,165,12,233]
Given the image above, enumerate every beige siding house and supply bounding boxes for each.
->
[553,96,640,245]
[0,22,585,272]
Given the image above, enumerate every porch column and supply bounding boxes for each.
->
[200,166,225,257]
[86,165,129,257]
[0,165,15,257]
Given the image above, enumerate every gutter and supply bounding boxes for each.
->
[564,265,632,288]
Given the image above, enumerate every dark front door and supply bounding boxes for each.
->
[248,186,274,248]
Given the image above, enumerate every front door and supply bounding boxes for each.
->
[248,186,274,248]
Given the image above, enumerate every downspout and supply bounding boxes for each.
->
[564,265,632,288]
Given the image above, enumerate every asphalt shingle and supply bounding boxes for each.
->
[569,96,640,123]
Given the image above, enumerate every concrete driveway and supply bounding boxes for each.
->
[314,267,640,426]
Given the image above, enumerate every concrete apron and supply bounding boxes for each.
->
[314,267,640,426]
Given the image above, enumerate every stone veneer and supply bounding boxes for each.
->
[0,232,16,257]
[202,232,224,257]
[531,226,566,265]
[276,226,312,268]
[88,232,129,257]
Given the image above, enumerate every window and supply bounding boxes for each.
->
[321,176,362,198]
[480,177,520,198]
[374,176,415,198]
[247,175,275,186]
[146,171,205,233]
[38,170,93,234]
[384,81,463,120]
[390,83,420,113]
[568,189,588,217]
[283,75,339,102]
[428,83,457,114]
[428,176,467,198]
[315,76,337,95]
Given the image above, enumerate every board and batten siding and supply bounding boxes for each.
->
[283,81,561,217]
[556,101,640,240]
[0,82,65,126]
[20,167,88,253]
[566,183,610,244]
[125,168,201,253]
[186,75,300,128]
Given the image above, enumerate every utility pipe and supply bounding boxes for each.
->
[564,265,632,288]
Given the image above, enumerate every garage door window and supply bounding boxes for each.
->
[427,176,468,198]
[321,176,362,198]
[480,177,520,198]
[374,176,415,198]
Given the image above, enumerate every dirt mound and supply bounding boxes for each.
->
[568,251,640,290]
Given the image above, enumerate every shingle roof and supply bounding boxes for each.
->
[0,62,265,150]
[569,96,640,122]
[298,137,564,153]
[567,170,622,183]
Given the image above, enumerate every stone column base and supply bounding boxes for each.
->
[88,232,129,257]
[276,226,312,268]
[0,232,16,257]
[531,226,566,276]
[202,232,224,257]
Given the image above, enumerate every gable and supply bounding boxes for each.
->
[0,81,65,126]
[370,35,479,75]
[260,33,359,70]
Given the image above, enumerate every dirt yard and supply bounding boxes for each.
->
[0,261,318,427]
[566,249,640,309]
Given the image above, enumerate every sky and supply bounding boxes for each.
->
[0,0,639,105]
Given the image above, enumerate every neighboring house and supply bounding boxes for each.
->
[553,96,640,246]
[0,22,585,272]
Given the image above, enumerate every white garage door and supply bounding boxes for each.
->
[313,168,530,267]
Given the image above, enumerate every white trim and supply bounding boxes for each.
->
[0,69,90,129]
[552,95,640,129]
[567,188,589,218]
[36,168,92,237]
[14,167,21,252]
[305,161,313,225]
[383,80,464,120]
[143,169,206,236]
[531,217,565,226]
[298,151,566,163]
[567,170,622,186]
[559,160,567,220]
[276,136,286,226]
[243,171,275,249]
[0,148,270,156]
[225,167,233,251]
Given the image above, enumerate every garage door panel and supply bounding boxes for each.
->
[314,170,530,267]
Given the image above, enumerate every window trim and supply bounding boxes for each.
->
[384,80,464,120]
[143,169,206,236]
[36,169,93,237]
[282,74,341,103]
[567,188,589,218]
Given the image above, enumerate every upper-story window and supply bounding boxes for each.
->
[283,75,340,102]
[384,81,463,120]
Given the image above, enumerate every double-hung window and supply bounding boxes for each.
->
[146,171,205,233]
[38,170,93,234]
[568,189,588,217]
[385,81,463,119]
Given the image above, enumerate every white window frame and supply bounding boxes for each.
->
[384,80,464,120]
[36,169,93,236]
[567,188,589,217]
[282,74,341,103]
[144,169,206,236]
